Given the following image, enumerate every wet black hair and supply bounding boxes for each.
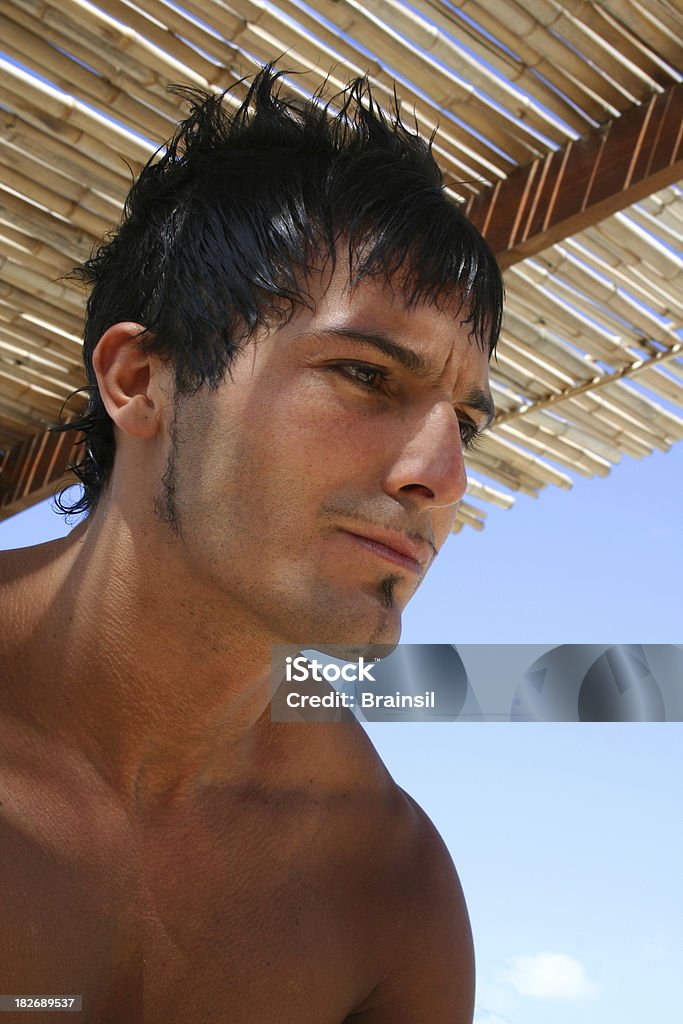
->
[55,62,504,516]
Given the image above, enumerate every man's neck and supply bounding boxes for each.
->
[2,511,281,816]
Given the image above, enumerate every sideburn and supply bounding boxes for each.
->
[153,402,183,538]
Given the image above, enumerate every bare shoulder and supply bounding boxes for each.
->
[345,759,475,1024]
[0,545,31,663]
[0,536,74,704]
[0,534,75,641]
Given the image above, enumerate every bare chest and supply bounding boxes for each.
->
[0,772,382,1024]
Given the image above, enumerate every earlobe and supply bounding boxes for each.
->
[92,322,165,440]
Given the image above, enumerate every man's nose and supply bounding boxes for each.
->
[382,401,468,511]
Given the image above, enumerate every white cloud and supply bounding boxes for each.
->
[502,952,599,999]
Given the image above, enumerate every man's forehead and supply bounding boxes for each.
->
[310,261,476,332]
[308,276,491,377]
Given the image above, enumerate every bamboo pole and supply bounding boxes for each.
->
[491,359,554,402]
[3,111,133,201]
[0,84,147,187]
[232,23,499,188]
[466,447,547,496]
[494,349,570,400]
[505,287,625,364]
[595,215,683,283]
[478,432,574,488]
[599,0,683,64]
[90,0,225,84]
[0,9,175,143]
[0,239,77,293]
[6,0,190,122]
[0,189,94,264]
[502,309,601,379]
[14,0,212,92]
[0,57,156,166]
[594,380,683,442]
[232,24,504,184]
[0,222,80,280]
[637,365,683,410]
[338,0,575,143]
[465,475,516,509]
[493,363,680,453]
[0,391,61,431]
[242,0,541,162]
[616,205,683,259]
[563,237,683,323]
[528,408,624,462]
[0,366,70,415]
[0,328,83,375]
[0,259,85,318]
[492,340,683,429]
[517,0,664,96]
[559,400,654,456]
[498,420,611,476]
[0,339,81,381]
[490,353,673,456]
[449,0,630,111]
[455,500,487,527]
[399,0,592,131]
[0,162,111,240]
[0,347,79,394]
[0,304,83,358]
[564,0,681,82]
[506,275,633,361]
[575,389,671,451]
[522,253,681,351]
[0,282,83,337]
[641,187,683,221]
[502,334,581,388]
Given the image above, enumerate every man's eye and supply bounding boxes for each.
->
[336,363,386,390]
[459,420,483,451]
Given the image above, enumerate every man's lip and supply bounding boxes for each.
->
[338,528,433,573]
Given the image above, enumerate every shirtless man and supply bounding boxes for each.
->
[0,66,502,1022]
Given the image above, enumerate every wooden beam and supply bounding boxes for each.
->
[0,427,81,522]
[491,342,683,427]
[466,82,683,268]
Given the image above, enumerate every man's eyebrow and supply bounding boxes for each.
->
[317,327,428,374]
[316,326,495,426]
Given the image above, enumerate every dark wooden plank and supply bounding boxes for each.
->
[466,82,683,268]
[0,426,80,519]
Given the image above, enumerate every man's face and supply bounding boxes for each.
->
[158,261,493,648]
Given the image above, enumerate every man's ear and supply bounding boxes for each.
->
[92,322,172,440]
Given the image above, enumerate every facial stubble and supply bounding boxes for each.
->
[153,401,406,646]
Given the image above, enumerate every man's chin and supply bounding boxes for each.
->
[299,598,404,659]
[270,572,407,651]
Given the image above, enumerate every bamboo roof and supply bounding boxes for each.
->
[0,0,682,528]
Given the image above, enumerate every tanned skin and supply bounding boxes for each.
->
[0,258,491,1023]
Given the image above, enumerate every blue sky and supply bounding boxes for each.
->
[1,448,681,1024]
